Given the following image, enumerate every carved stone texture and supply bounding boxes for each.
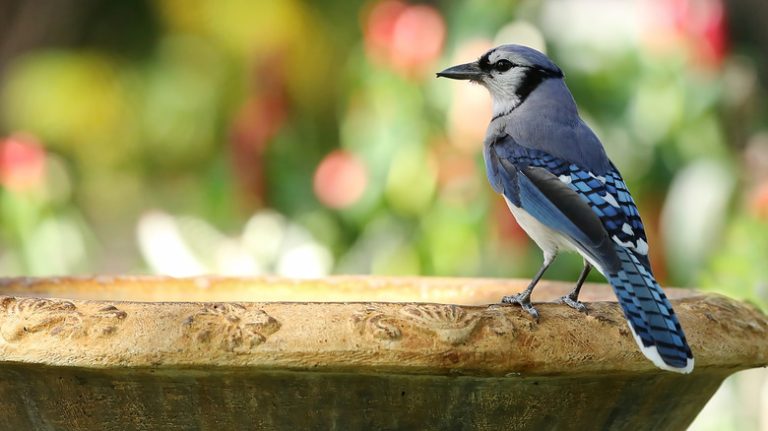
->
[352,303,521,346]
[0,276,765,430]
[351,305,402,341]
[0,297,126,344]
[399,304,481,345]
[184,303,280,353]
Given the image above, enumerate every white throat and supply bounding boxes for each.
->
[492,96,521,119]
[483,67,529,119]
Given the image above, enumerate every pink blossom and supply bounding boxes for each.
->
[0,133,46,192]
[314,150,368,209]
[364,1,446,77]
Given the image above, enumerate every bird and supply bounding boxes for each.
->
[437,44,694,374]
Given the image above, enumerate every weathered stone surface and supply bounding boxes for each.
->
[0,276,765,430]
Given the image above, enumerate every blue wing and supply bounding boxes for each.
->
[487,134,651,271]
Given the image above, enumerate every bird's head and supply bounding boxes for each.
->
[437,44,563,115]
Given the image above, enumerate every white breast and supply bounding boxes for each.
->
[503,196,606,274]
[504,197,575,256]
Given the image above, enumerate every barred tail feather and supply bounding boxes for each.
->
[606,246,694,373]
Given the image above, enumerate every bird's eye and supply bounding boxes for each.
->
[494,59,513,72]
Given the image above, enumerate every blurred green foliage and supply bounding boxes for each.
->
[0,0,765,314]
[1,2,767,428]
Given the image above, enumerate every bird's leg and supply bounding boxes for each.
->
[559,261,591,313]
[501,253,555,321]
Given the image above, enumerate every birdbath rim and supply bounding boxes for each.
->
[0,275,765,377]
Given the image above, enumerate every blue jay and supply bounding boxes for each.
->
[437,44,693,373]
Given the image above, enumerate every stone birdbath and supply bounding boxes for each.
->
[0,276,766,430]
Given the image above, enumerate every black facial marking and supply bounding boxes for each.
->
[478,50,566,113]
[515,66,564,103]
[478,52,492,72]
[491,65,565,121]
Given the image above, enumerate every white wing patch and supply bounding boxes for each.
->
[612,235,633,249]
[635,238,649,255]
[612,235,649,256]
[589,172,607,184]
[561,168,649,257]
[603,193,620,208]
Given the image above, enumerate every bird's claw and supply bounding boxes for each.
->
[500,294,540,322]
[558,295,588,313]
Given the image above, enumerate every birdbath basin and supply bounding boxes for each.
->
[0,276,766,430]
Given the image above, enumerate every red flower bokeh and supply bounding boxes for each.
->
[648,0,729,69]
[0,133,46,193]
[750,181,768,221]
[363,1,446,77]
[314,150,368,209]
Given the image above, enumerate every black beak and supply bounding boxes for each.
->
[436,61,484,80]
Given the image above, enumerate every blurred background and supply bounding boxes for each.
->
[0,0,765,428]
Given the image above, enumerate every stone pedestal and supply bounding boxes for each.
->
[0,276,765,430]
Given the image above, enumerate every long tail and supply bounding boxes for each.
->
[606,246,694,373]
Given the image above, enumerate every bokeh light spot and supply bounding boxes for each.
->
[314,150,368,209]
[364,1,445,77]
[0,133,46,192]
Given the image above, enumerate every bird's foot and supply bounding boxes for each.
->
[558,294,587,313]
[500,293,540,322]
